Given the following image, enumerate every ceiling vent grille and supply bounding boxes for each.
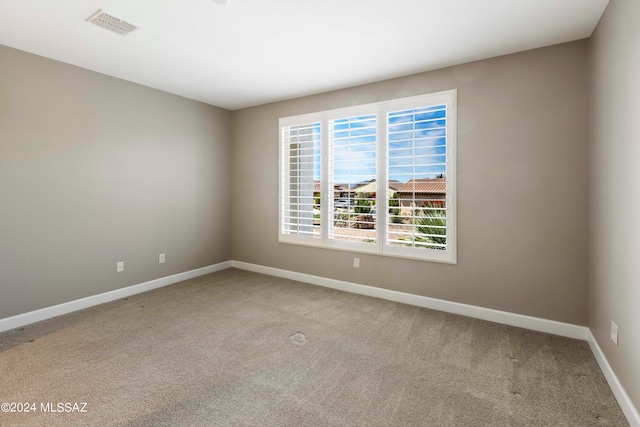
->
[86,10,139,36]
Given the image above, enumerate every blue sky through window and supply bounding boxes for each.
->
[330,114,377,185]
[309,105,447,186]
[388,105,447,184]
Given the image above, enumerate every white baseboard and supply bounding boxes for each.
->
[0,261,232,333]
[587,331,640,427]
[230,261,589,340]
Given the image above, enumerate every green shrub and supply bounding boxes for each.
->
[388,193,402,224]
[414,202,446,248]
[354,192,372,214]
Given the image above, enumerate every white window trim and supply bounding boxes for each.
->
[279,90,457,264]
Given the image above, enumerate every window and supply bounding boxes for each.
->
[279,90,456,263]
[280,119,321,240]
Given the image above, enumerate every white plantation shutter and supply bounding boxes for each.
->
[383,91,456,263]
[328,113,378,246]
[280,120,321,242]
[387,104,448,249]
[279,90,456,263]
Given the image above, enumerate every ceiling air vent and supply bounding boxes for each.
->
[86,10,139,36]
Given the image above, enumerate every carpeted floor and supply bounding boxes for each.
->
[0,268,629,426]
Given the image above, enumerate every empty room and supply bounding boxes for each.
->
[1,0,638,425]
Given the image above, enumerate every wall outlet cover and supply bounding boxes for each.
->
[610,321,618,346]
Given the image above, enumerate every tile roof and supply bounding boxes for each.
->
[389,181,404,191]
[351,179,405,192]
[397,178,446,194]
[313,179,436,193]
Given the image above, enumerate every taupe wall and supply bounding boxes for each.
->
[0,45,232,319]
[589,0,640,410]
[232,41,590,325]
[0,41,590,326]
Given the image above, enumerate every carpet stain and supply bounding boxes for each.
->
[289,332,307,345]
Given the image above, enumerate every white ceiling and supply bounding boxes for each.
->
[0,0,608,110]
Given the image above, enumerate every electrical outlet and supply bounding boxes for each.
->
[353,257,360,268]
[159,253,165,264]
[610,321,618,346]
[116,261,124,273]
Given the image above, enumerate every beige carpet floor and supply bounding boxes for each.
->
[0,268,629,426]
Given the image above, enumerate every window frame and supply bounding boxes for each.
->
[279,90,457,264]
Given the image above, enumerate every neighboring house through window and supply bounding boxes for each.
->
[279,90,457,263]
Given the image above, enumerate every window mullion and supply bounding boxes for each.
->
[320,114,329,246]
[377,104,387,254]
